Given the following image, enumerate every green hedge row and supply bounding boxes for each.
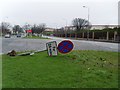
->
[71,27,119,33]
[44,27,120,36]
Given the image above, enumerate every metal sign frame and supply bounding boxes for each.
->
[46,41,58,56]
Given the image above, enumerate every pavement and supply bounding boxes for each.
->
[1,36,119,54]
[44,36,119,52]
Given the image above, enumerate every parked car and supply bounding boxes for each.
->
[17,34,21,37]
[5,34,10,38]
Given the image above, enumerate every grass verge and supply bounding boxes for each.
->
[2,50,119,88]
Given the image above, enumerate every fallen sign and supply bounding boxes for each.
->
[7,40,73,57]
[18,41,58,56]
[17,52,32,56]
[17,50,47,56]
[46,41,58,56]
[7,49,47,56]
[58,40,74,54]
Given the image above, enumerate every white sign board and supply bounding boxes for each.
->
[46,41,58,56]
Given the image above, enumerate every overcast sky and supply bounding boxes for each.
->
[0,0,119,28]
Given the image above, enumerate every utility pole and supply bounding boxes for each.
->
[83,6,90,40]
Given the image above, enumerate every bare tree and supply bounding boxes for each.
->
[72,18,91,31]
[22,24,32,31]
[104,25,109,29]
[32,23,46,34]
[38,23,46,33]
[1,22,11,35]
[13,25,23,34]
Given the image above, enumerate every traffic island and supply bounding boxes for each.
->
[2,50,119,88]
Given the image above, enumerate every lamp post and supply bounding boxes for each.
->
[83,6,90,40]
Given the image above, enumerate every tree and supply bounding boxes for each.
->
[32,23,46,34]
[22,24,31,30]
[13,25,23,34]
[104,25,109,29]
[72,18,91,31]
[38,23,46,34]
[1,22,11,35]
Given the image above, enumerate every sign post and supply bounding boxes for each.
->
[26,30,32,37]
[46,41,58,56]
[16,40,74,57]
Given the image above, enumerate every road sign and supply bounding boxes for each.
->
[58,40,74,54]
[46,41,58,56]
[26,30,32,33]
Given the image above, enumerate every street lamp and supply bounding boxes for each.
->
[83,6,90,40]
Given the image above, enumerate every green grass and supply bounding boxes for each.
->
[2,50,119,88]
[23,36,49,39]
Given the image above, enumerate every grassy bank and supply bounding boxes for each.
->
[2,50,119,88]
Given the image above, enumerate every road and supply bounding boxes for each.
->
[0,37,2,54]
[1,36,119,54]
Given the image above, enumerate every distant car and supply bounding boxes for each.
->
[17,34,21,37]
[5,34,10,38]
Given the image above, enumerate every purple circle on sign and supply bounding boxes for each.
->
[58,40,74,54]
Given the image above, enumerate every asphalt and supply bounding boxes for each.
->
[1,36,119,54]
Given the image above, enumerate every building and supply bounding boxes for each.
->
[62,25,118,31]
[64,26,76,31]
[90,25,118,30]
[45,28,55,32]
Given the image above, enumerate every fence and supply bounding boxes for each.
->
[53,29,120,43]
